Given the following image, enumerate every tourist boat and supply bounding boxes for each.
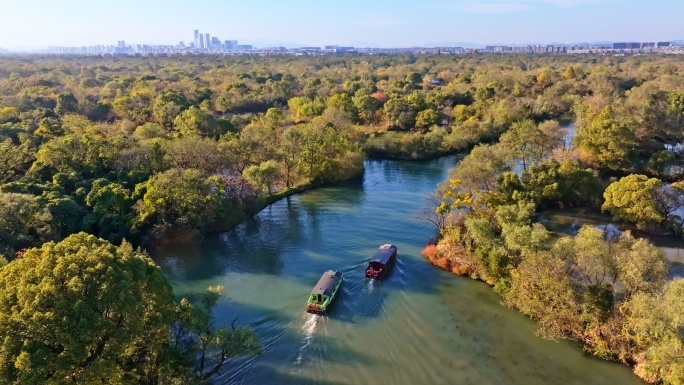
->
[365,244,397,279]
[306,270,343,314]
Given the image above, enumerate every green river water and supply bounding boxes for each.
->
[153,155,646,385]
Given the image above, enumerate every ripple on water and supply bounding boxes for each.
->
[154,156,644,385]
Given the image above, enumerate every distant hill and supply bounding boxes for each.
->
[0,47,9,53]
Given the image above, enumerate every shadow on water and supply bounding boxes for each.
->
[207,300,385,385]
[296,177,366,217]
[154,150,646,385]
[221,364,349,385]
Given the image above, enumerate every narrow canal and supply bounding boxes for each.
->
[154,152,647,384]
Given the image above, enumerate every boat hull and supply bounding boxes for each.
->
[306,270,343,314]
[366,246,397,279]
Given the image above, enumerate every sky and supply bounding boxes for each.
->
[0,0,682,50]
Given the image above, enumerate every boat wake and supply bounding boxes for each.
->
[294,314,321,364]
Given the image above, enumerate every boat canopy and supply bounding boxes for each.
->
[310,270,342,296]
[370,244,396,265]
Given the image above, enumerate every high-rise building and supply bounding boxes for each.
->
[205,33,211,50]
[199,34,204,49]
[224,40,238,50]
[194,30,200,49]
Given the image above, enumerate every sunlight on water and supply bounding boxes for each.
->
[154,155,645,385]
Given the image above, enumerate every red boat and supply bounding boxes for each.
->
[365,244,397,279]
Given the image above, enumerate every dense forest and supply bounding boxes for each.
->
[419,54,684,384]
[1,53,684,383]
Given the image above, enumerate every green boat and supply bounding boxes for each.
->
[306,270,343,314]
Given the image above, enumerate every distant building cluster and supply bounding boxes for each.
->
[190,30,252,51]
[480,42,677,54]
[29,32,684,57]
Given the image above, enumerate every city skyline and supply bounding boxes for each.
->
[0,0,681,50]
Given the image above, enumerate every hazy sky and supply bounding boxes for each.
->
[0,0,681,49]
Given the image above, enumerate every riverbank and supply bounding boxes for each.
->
[423,204,683,384]
[153,155,642,385]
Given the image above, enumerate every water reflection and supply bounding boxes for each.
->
[540,207,684,279]
[154,154,644,385]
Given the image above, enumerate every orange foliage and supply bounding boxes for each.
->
[451,262,472,276]
[421,244,439,260]
[433,257,451,271]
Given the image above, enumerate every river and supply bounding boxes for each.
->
[153,155,645,385]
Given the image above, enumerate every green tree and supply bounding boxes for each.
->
[0,193,53,258]
[326,93,358,119]
[173,106,219,138]
[0,233,176,384]
[499,119,561,172]
[153,91,189,128]
[34,118,63,139]
[40,191,86,238]
[415,109,439,130]
[278,126,305,187]
[448,144,510,192]
[172,286,261,382]
[243,160,280,195]
[613,231,667,299]
[55,92,79,115]
[504,250,581,340]
[602,175,663,226]
[453,104,475,122]
[133,122,166,139]
[136,168,229,239]
[383,98,416,130]
[574,106,637,170]
[353,90,381,124]
[626,279,684,385]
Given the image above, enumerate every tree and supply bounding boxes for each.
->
[499,119,562,172]
[415,109,439,130]
[602,175,663,226]
[453,104,475,122]
[626,279,684,384]
[0,135,37,184]
[0,193,53,258]
[613,231,667,299]
[136,168,229,239]
[34,118,63,139]
[325,93,357,119]
[383,98,416,130]
[172,286,261,382]
[173,106,219,138]
[353,90,381,124]
[133,122,166,139]
[562,66,577,81]
[153,91,189,128]
[447,144,509,192]
[0,233,176,384]
[163,136,222,173]
[504,251,581,340]
[243,160,280,195]
[55,92,79,115]
[278,126,305,187]
[574,106,637,170]
[39,191,85,235]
